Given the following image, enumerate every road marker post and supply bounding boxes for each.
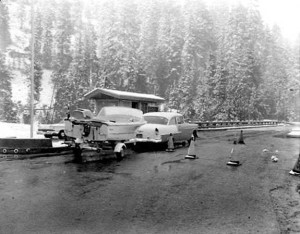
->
[166,133,175,152]
[185,130,198,159]
[227,140,241,166]
[238,130,245,144]
[290,154,300,176]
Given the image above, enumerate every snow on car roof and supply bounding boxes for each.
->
[143,112,182,119]
[85,88,165,102]
[97,106,143,117]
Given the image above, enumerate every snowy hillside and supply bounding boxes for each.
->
[7,1,54,108]
[11,69,54,107]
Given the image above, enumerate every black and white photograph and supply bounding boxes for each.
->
[1,0,300,233]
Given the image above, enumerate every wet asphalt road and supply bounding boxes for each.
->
[1,126,300,234]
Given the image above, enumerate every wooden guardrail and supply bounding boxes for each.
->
[192,120,279,129]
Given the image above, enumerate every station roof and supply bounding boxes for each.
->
[84,88,165,103]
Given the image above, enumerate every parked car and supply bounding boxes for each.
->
[37,121,65,139]
[129,112,198,146]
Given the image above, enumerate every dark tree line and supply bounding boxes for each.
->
[1,0,299,123]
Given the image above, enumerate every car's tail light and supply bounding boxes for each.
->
[155,128,159,135]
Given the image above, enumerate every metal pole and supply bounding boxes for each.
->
[30,0,35,138]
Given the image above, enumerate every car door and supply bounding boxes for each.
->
[177,116,192,141]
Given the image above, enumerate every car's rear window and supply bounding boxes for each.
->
[144,116,168,125]
[71,110,93,119]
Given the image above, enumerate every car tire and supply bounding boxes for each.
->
[133,144,142,152]
[44,134,52,139]
[58,130,65,140]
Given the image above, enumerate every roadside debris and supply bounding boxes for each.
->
[271,155,278,162]
[263,146,279,163]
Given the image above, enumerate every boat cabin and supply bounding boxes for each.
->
[84,88,165,114]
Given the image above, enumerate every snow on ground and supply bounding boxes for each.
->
[0,122,68,147]
[0,121,43,138]
[11,70,29,105]
[39,70,54,107]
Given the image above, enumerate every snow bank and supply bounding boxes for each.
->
[0,122,43,139]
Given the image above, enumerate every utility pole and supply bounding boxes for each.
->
[289,35,300,175]
[289,88,300,121]
[30,0,35,138]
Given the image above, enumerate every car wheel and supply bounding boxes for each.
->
[58,130,65,140]
[133,144,142,152]
[44,133,52,139]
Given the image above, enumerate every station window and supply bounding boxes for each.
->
[132,102,139,109]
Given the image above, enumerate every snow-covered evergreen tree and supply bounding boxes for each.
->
[0,2,17,122]
[1,0,299,122]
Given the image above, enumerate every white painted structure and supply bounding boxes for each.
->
[84,88,165,114]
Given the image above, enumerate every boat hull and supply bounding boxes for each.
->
[65,119,145,142]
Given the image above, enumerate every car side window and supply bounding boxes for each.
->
[176,116,184,124]
[169,117,176,125]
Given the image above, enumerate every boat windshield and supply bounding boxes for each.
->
[96,107,143,122]
[144,116,168,125]
[71,109,94,119]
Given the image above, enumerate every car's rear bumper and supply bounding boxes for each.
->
[37,130,58,136]
[128,138,163,143]
[37,130,55,134]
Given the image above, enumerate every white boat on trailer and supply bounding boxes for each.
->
[64,106,146,161]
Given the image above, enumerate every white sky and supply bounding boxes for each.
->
[206,0,300,42]
[259,0,300,42]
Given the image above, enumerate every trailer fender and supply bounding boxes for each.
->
[115,143,126,161]
[114,143,126,153]
[75,138,83,144]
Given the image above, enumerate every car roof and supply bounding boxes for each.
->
[98,106,143,116]
[143,112,182,119]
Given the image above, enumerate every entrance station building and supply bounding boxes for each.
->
[84,88,165,114]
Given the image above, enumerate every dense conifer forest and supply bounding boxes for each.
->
[0,0,299,123]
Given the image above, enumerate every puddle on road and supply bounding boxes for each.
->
[188,171,203,181]
[156,158,187,173]
[153,164,172,173]
[27,161,54,170]
[161,159,184,165]
[153,157,187,173]
[273,133,292,138]
[67,158,119,174]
